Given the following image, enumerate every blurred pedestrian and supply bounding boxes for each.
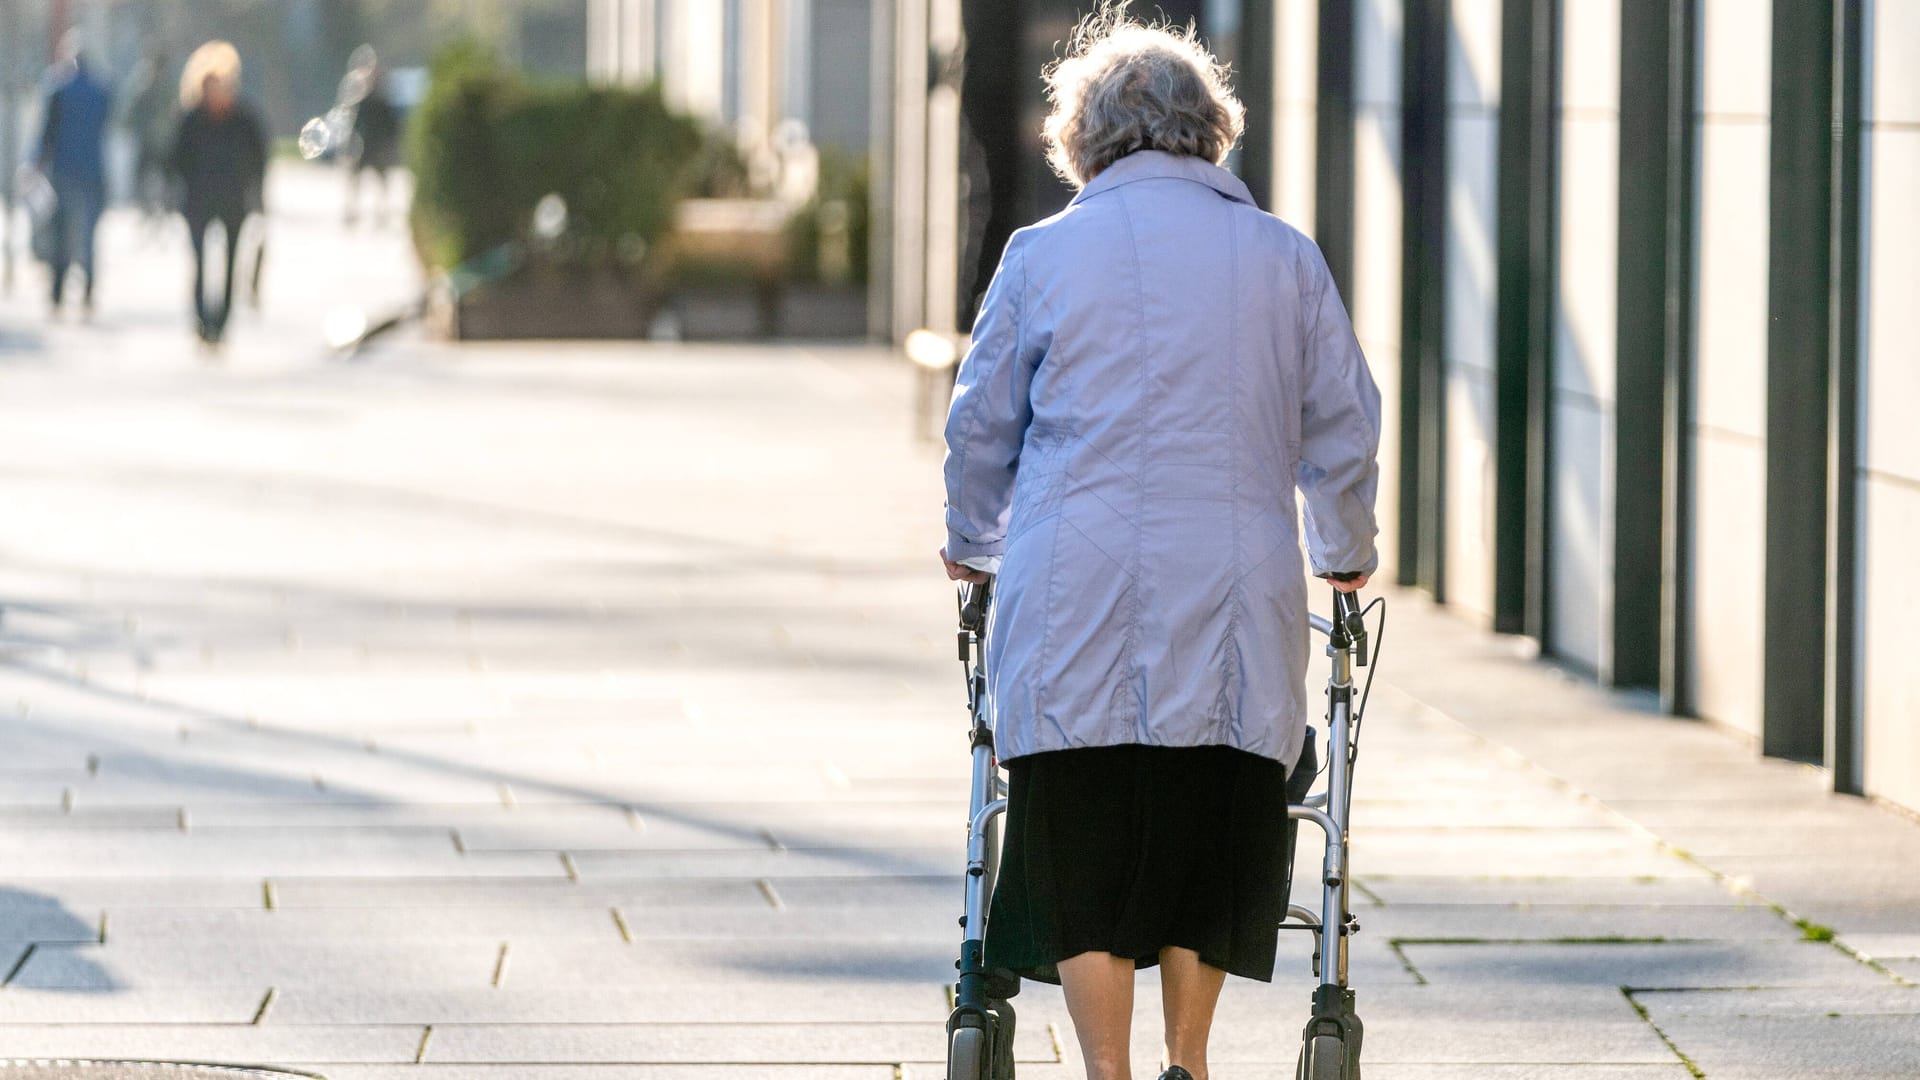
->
[938,10,1380,1080]
[120,44,179,226]
[169,41,267,348]
[341,46,402,228]
[34,30,111,317]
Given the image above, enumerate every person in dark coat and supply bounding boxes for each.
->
[169,41,267,346]
[34,31,112,315]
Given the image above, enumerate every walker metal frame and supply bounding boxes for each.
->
[944,580,1377,1080]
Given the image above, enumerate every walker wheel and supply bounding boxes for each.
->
[948,1023,990,1080]
[1296,1032,1349,1080]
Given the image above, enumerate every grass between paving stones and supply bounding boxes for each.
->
[1624,988,1708,1079]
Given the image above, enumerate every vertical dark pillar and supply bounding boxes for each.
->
[1236,0,1275,208]
[1314,0,1357,306]
[1400,0,1449,597]
[1659,0,1698,717]
[1825,0,1865,793]
[959,0,1024,327]
[1763,0,1837,763]
[1493,0,1557,639]
[1613,0,1689,688]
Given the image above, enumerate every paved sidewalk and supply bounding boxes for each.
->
[0,184,1915,1078]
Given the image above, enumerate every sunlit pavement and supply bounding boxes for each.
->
[0,166,1916,1078]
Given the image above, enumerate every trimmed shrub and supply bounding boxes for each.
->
[407,42,705,273]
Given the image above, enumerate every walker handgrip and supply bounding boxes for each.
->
[959,579,994,634]
[1331,589,1369,665]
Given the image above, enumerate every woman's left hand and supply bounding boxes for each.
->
[940,547,992,584]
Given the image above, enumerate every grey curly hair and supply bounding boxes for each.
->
[1041,5,1246,188]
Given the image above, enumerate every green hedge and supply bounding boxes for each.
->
[407,43,705,272]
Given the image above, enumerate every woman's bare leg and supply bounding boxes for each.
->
[1159,946,1226,1079]
[1058,950,1135,1080]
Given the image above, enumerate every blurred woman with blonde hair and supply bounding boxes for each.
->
[169,40,267,347]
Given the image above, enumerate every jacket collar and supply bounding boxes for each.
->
[1068,149,1257,208]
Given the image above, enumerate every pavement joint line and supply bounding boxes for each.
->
[491,943,510,987]
[1622,987,1707,1078]
[3,945,35,987]
[251,988,276,1025]
[611,907,634,943]
[449,829,466,854]
[1384,683,1912,982]
[760,828,787,852]
[59,788,73,813]
[177,809,190,831]
[262,881,276,910]
[559,853,579,881]
[498,784,517,808]
[1385,940,1427,985]
[1349,878,1386,906]
[414,1024,433,1064]
[96,912,107,944]
[1046,1021,1066,1062]
[757,879,785,910]
[624,806,645,831]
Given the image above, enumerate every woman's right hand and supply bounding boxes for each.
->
[941,547,992,585]
[1324,572,1369,594]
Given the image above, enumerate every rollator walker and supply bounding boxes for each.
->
[945,578,1381,1080]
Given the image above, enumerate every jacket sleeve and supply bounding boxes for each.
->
[1296,245,1383,577]
[942,239,1044,562]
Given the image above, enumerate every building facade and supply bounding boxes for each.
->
[894,0,1919,816]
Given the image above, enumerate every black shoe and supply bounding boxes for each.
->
[1159,1069,1196,1080]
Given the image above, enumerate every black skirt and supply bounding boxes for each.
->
[983,740,1316,984]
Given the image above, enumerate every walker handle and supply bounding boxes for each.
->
[959,578,994,634]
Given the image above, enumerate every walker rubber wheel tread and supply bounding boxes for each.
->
[988,1000,1017,1080]
[948,1025,989,1080]
[1296,1033,1348,1080]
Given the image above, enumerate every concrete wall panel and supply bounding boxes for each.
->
[1688,0,1770,737]
[1448,0,1502,107]
[1699,0,1773,116]
[1861,477,1920,812]
[1690,432,1767,742]
[1550,0,1620,674]
[1693,122,1771,442]
[1863,129,1920,482]
[1560,0,1621,114]
[1867,0,1920,124]
[1550,395,1613,670]
[1275,0,1320,228]
[1441,2,1500,620]
[1354,108,1405,580]
[1357,0,1405,107]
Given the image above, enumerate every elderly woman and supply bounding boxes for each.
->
[939,11,1380,1080]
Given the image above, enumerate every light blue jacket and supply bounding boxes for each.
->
[942,150,1381,768]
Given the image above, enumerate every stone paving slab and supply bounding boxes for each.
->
[0,988,268,1024]
[264,985,947,1026]
[1357,901,1801,942]
[101,907,628,944]
[563,847,955,880]
[305,1060,890,1068]
[420,1021,1059,1065]
[262,878,773,910]
[1633,985,1920,1018]
[0,1026,421,1064]
[1354,876,1748,907]
[1,882,266,911]
[10,943,501,991]
[0,1066,321,1080]
[0,831,563,880]
[1656,1014,1920,1073]
[1398,940,1898,989]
